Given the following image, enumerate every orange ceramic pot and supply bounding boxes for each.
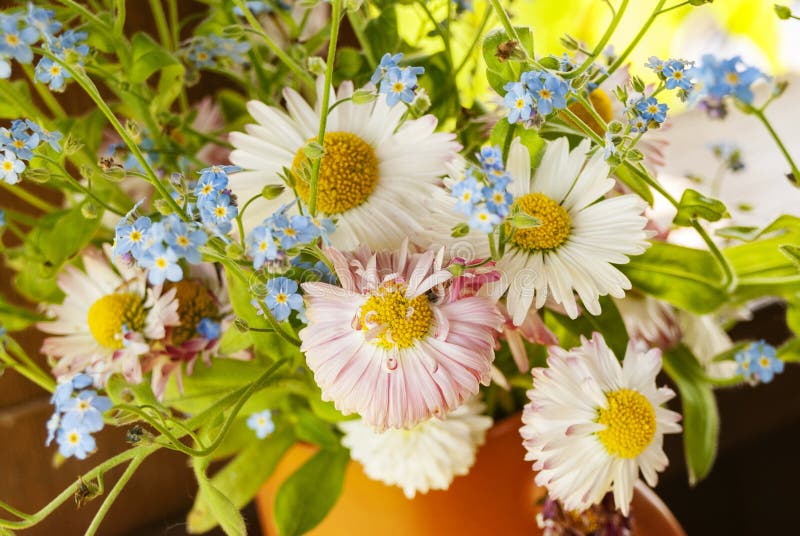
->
[256,413,685,536]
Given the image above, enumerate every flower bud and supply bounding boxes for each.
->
[307,56,326,76]
[25,167,51,184]
[262,184,286,199]
[775,4,792,19]
[352,88,378,104]
[81,203,98,219]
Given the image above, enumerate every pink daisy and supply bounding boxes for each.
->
[300,241,504,430]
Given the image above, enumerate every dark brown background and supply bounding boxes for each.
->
[1,2,798,535]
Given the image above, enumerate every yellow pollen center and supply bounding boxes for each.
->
[166,279,220,344]
[759,357,770,367]
[5,34,19,46]
[202,184,212,194]
[177,235,190,247]
[50,65,61,75]
[87,293,146,350]
[648,105,658,114]
[507,193,571,251]
[673,71,683,79]
[130,230,142,242]
[358,283,433,350]
[2,161,12,171]
[214,207,226,217]
[292,132,379,215]
[276,293,288,304]
[726,72,739,84]
[392,81,404,92]
[596,388,656,459]
[156,258,167,269]
[68,432,80,444]
[539,89,552,99]
[78,400,90,411]
[515,98,525,109]
[12,140,23,148]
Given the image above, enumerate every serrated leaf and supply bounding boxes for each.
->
[274,447,349,536]
[673,188,729,226]
[663,345,719,486]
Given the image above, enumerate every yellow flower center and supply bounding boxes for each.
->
[358,282,433,350]
[2,161,12,172]
[68,431,80,445]
[50,65,61,76]
[87,293,146,350]
[5,34,19,46]
[78,400,90,411]
[167,279,220,344]
[759,356,770,368]
[177,235,190,247]
[507,193,571,251]
[12,140,24,149]
[596,388,657,459]
[275,293,288,304]
[539,88,552,99]
[726,72,739,85]
[392,81,405,92]
[566,88,614,136]
[292,132,379,215]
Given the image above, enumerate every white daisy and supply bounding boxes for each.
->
[491,137,652,324]
[37,246,179,385]
[228,78,460,250]
[521,333,682,515]
[339,398,492,498]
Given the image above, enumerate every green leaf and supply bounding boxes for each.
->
[29,202,103,269]
[193,460,247,536]
[614,163,654,205]
[129,32,180,83]
[779,244,800,269]
[489,120,544,168]
[364,7,400,64]
[546,296,629,358]
[482,26,534,95]
[777,338,800,362]
[621,242,726,314]
[187,427,295,534]
[294,410,341,448]
[334,47,365,84]
[274,447,349,536]
[715,225,760,242]
[0,295,47,332]
[153,63,186,112]
[218,326,252,355]
[663,345,719,486]
[673,188,729,227]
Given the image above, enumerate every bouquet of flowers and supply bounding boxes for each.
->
[0,0,797,534]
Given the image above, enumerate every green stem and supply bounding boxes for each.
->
[84,453,148,536]
[454,6,492,77]
[233,0,316,92]
[751,107,800,184]
[148,0,172,51]
[565,0,629,79]
[33,154,125,215]
[415,0,453,68]
[560,108,604,145]
[622,161,736,290]
[113,0,126,36]
[487,0,530,61]
[656,1,690,16]
[0,181,59,213]
[574,93,608,131]
[36,49,187,219]
[346,10,376,69]
[595,0,669,86]
[308,0,343,217]
[20,64,67,119]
